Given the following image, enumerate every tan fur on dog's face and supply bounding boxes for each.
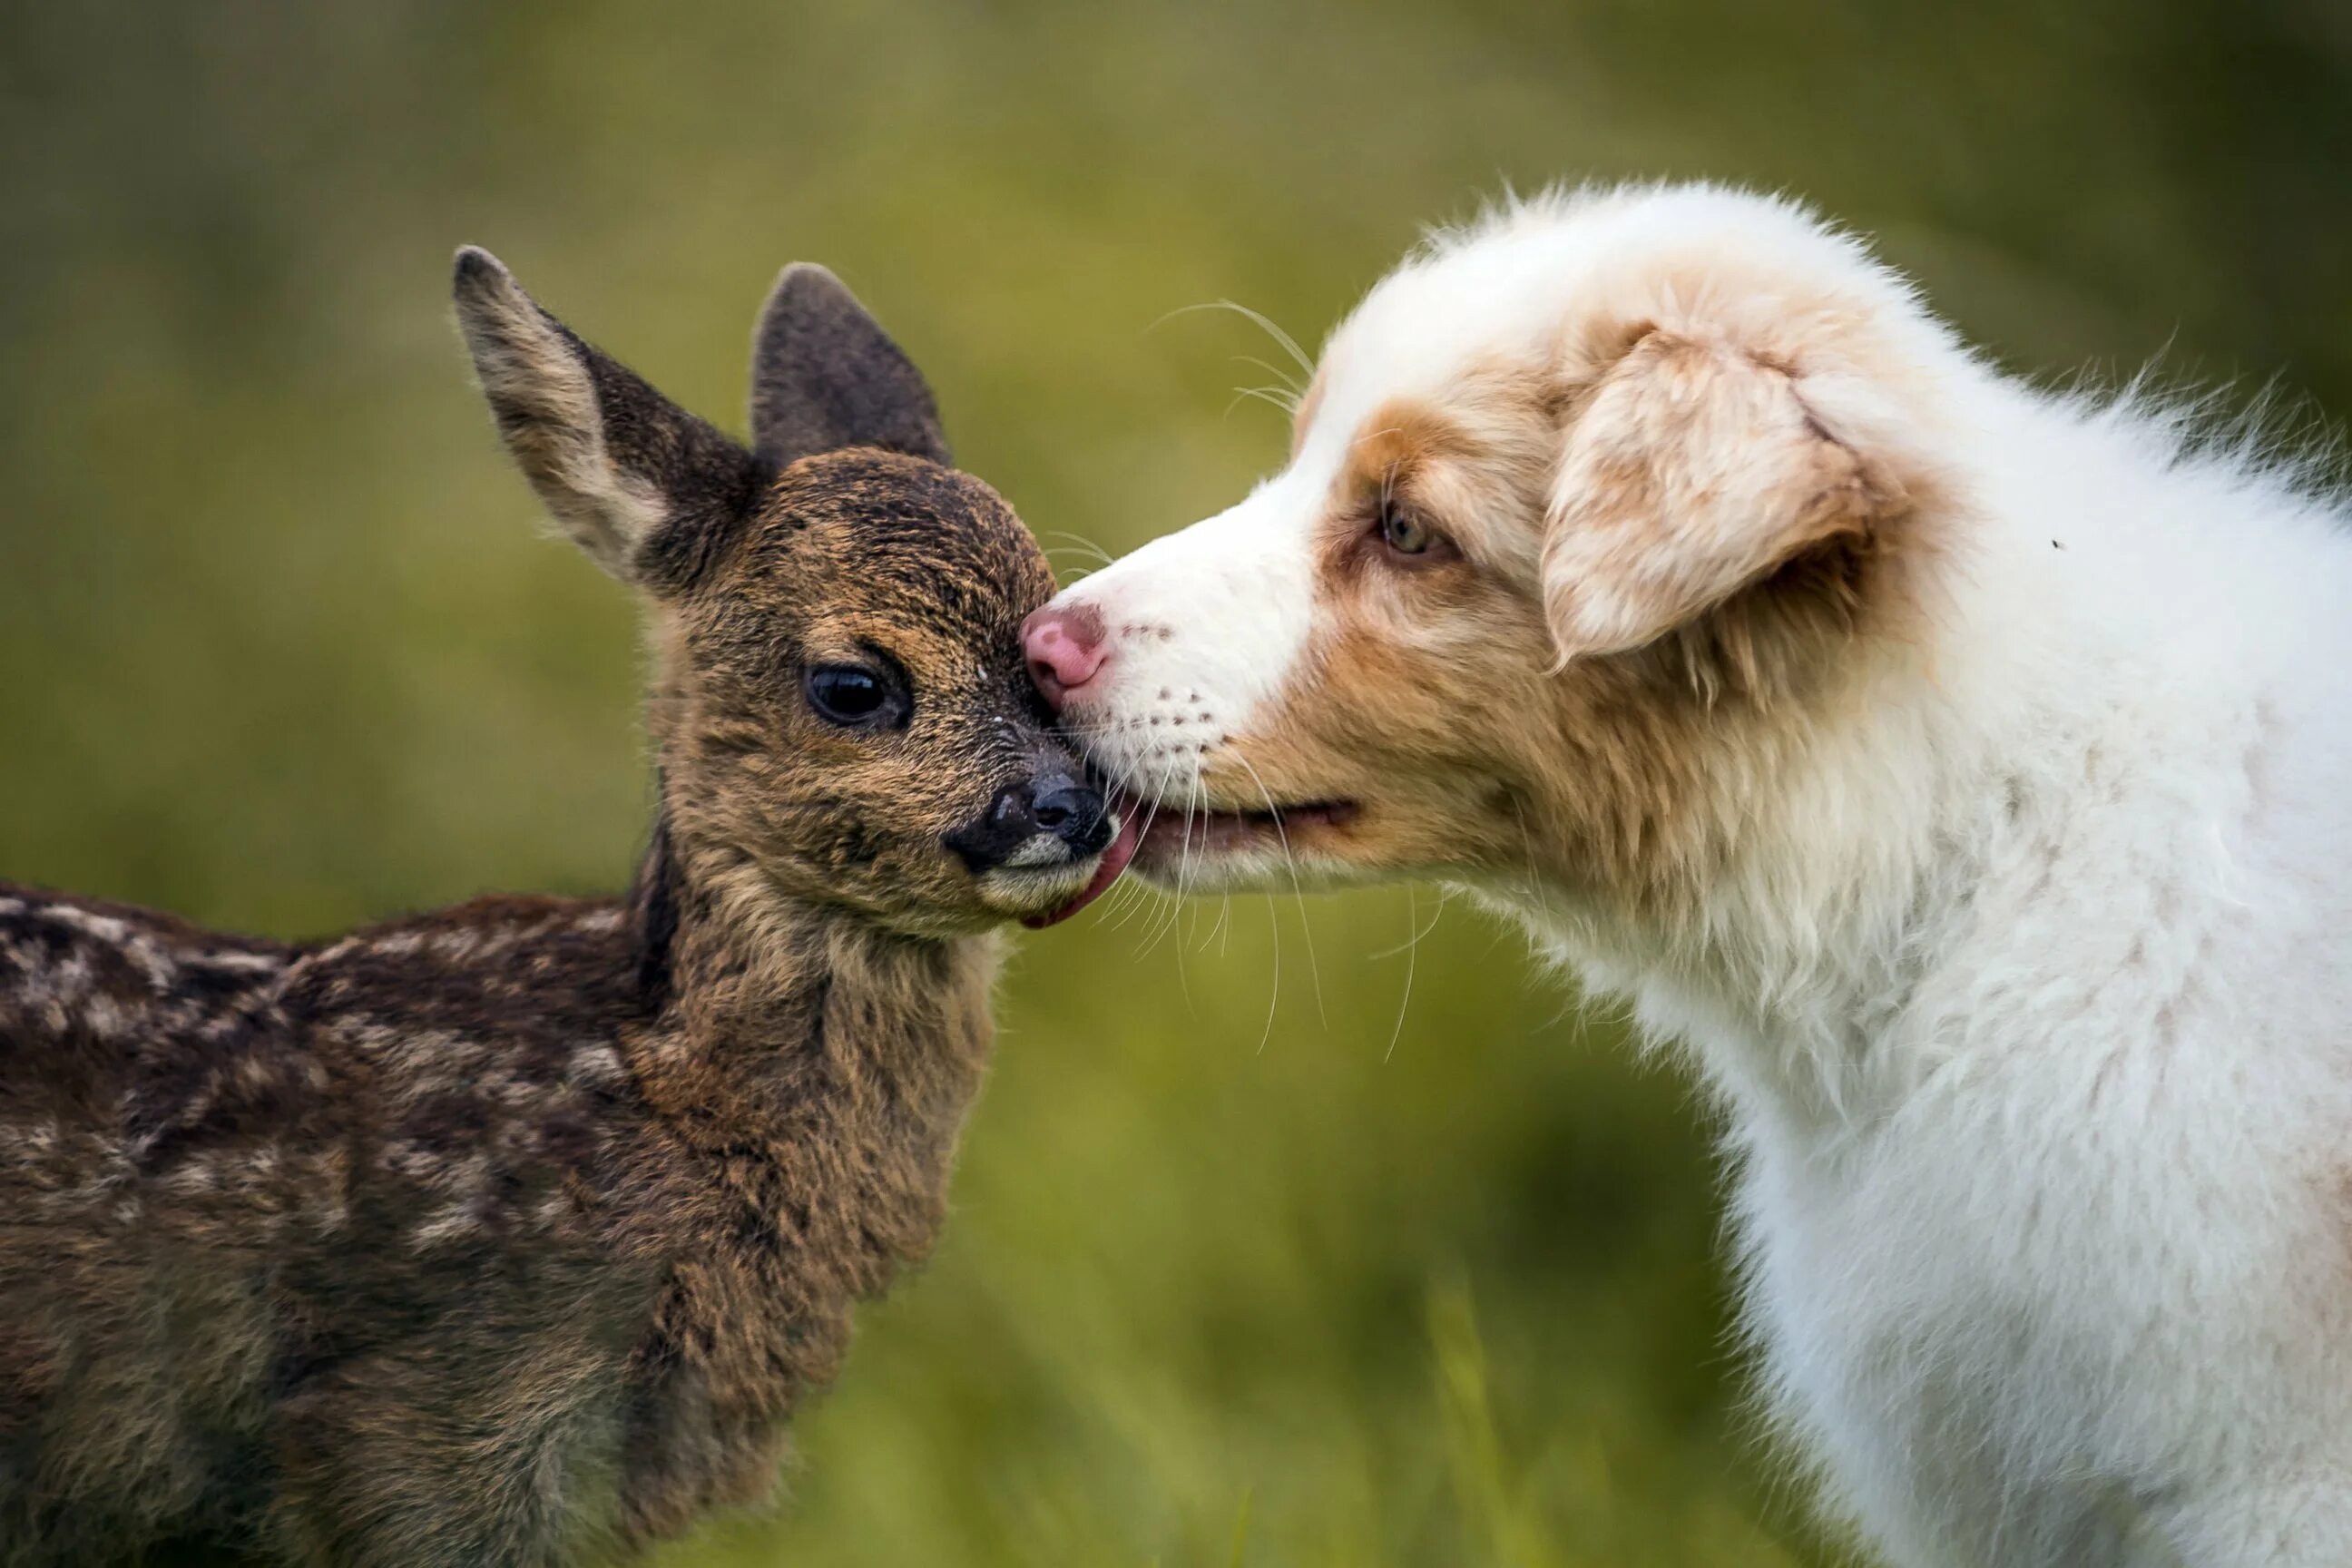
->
[1038,185,1953,912]
[1167,377,1877,907]
[1179,379,1564,884]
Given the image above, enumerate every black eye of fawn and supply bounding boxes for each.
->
[1377,495,1437,558]
[805,664,899,729]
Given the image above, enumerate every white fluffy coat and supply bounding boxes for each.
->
[1047,186,2352,1565]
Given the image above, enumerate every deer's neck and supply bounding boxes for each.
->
[622,818,1002,1210]
[604,818,1002,1459]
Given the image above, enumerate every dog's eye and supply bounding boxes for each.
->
[1378,498,1436,557]
[805,665,902,729]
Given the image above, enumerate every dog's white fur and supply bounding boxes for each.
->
[1050,185,2352,1564]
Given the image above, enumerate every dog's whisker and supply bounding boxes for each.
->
[1229,751,1328,1033]
[1232,354,1305,401]
[1136,773,1194,957]
[1113,785,1181,954]
[1256,890,1283,1055]
[1158,760,1210,955]
[1039,530,1114,568]
[1226,385,1301,421]
[1199,887,1232,953]
[1145,299,1317,385]
[1104,879,1158,938]
[1368,885,1450,963]
[1380,886,1443,1063]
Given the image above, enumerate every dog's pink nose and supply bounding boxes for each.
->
[1024,603,1108,710]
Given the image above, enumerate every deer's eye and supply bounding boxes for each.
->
[805,664,904,730]
[1377,497,1438,558]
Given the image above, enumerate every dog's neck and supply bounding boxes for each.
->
[1498,534,2083,1141]
[1500,804,1977,1142]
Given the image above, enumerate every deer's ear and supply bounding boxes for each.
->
[453,247,762,588]
[749,263,949,468]
[1542,328,1903,661]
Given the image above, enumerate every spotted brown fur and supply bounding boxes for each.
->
[0,254,1078,1566]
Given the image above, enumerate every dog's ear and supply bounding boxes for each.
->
[453,247,763,589]
[750,263,949,468]
[1542,328,1904,661]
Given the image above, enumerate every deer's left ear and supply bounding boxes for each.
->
[1542,328,1905,661]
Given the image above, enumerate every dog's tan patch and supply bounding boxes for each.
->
[1197,339,1928,914]
[1342,397,1475,488]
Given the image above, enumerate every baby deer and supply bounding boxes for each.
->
[0,250,1134,1565]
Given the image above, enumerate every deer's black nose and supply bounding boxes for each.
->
[1030,779,1112,856]
[945,771,1114,872]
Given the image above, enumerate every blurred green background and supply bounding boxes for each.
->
[3,2,2347,1563]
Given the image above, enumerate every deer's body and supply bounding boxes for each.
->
[0,877,994,1562]
[0,252,1120,1565]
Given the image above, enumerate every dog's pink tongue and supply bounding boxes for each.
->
[1022,809,1140,930]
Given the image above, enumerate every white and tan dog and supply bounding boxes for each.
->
[1024,185,2352,1565]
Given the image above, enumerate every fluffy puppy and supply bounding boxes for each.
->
[1027,183,2352,1566]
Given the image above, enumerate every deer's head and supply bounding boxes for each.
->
[455,250,1127,940]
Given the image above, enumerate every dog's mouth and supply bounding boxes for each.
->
[1014,793,1360,926]
[1127,797,1362,873]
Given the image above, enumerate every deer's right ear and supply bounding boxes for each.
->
[749,263,950,467]
[453,247,762,589]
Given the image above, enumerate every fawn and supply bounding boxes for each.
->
[0,249,1135,1565]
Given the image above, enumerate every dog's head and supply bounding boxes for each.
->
[1028,186,1960,912]
[454,250,1125,938]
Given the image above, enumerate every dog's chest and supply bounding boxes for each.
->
[1726,1123,2155,1553]
[1721,1042,2337,1549]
